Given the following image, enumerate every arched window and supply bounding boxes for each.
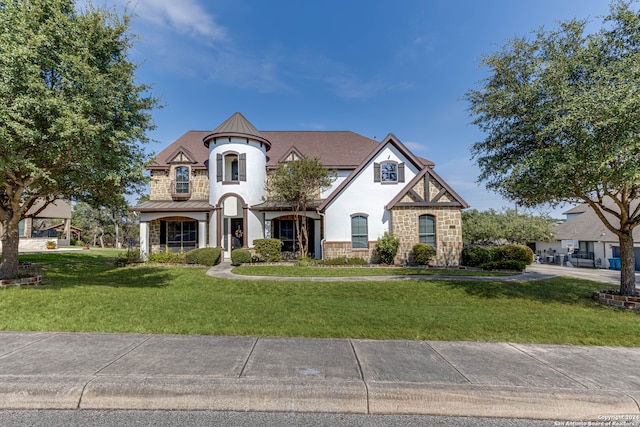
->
[217,152,246,183]
[175,166,190,194]
[419,215,436,246]
[351,215,368,249]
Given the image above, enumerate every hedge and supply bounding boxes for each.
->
[185,248,222,266]
[231,248,252,266]
[253,238,283,262]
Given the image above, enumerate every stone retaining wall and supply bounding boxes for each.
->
[595,290,640,310]
[0,275,42,287]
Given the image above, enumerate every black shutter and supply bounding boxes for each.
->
[398,163,405,182]
[239,153,246,181]
[373,163,380,182]
[216,154,223,182]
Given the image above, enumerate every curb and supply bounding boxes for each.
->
[2,376,638,420]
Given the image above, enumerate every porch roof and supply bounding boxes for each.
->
[251,199,324,211]
[131,200,212,212]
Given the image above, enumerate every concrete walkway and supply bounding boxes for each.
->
[2,264,639,420]
[1,332,639,420]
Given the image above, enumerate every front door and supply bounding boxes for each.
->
[223,218,244,259]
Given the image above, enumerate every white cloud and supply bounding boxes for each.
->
[113,0,228,41]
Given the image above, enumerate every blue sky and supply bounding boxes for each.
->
[95,0,613,217]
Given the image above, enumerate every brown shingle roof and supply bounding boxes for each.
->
[149,114,435,171]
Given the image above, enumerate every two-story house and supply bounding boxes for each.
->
[133,112,469,264]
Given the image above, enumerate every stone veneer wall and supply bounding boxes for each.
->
[390,206,463,266]
[323,241,374,262]
[150,168,210,201]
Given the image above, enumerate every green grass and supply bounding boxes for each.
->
[1,250,639,346]
[233,265,514,277]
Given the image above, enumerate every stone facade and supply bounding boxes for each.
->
[150,167,210,201]
[322,241,374,261]
[390,206,463,266]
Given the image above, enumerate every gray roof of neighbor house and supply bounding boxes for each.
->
[553,201,640,242]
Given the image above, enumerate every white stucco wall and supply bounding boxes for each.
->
[322,170,351,198]
[209,137,268,207]
[323,145,419,242]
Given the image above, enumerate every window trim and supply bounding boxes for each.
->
[351,213,369,249]
[174,165,190,194]
[419,214,436,247]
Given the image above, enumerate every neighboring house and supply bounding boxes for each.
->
[536,202,640,270]
[0,199,73,251]
[132,112,469,264]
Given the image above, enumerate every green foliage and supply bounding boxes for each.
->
[316,257,368,266]
[0,0,158,278]
[252,239,283,262]
[185,248,221,266]
[231,249,252,266]
[490,244,534,265]
[461,246,492,267]
[464,2,640,294]
[464,244,533,269]
[115,248,140,266]
[462,209,554,245]
[265,157,336,258]
[375,232,400,265]
[148,250,186,264]
[412,243,437,265]
[481,260,527,271]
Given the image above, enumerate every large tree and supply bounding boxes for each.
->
[465,1,640,295]
[0,0,157,278]
[265,157,335,259]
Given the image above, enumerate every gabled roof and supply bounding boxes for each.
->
[262,131,384,169]
[553,198,640,241]
[317,134,436,212]
[203,112,271,150]
[386,166,469,209]
[166,145,197,164]
[277,145,305,164]
[149,131,210,170]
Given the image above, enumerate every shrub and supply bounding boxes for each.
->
[148,249,186,264]
[231,248,252,266]
[375,232,400,265]
[115,248,141,266]
[480,260,527,271]
[412,243,437,265]
[490,244,534,265]
[185,248,222,266]
[316,257,368,265]
[462,246,492,267]
[253,238,283,262]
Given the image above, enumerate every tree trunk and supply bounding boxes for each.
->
[0,217,20,279]
[618,230,637,296]
[114,220,121,249]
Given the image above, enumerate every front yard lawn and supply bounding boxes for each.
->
[1,250,638,346]
[232,265,515,277]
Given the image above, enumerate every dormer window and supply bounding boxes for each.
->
[381,162,397,182]
[374,161,405,183]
